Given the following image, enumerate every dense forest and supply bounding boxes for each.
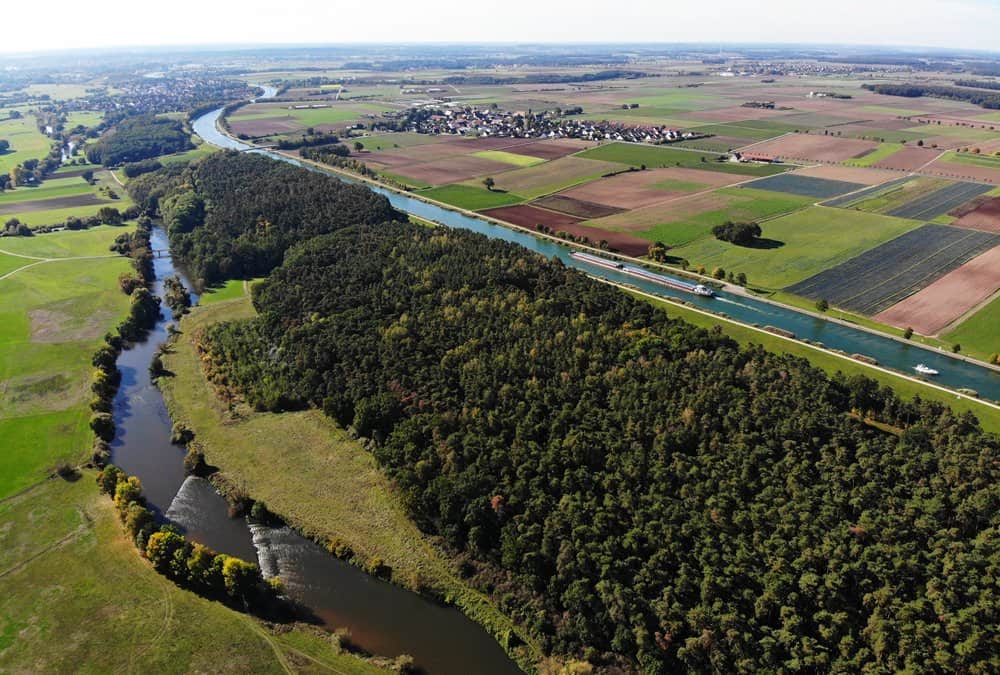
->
[862,83,1000,109]
[86,116,193,166]
[129,152,402,284]
[200,221,998,673]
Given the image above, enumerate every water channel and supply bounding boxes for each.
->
[192,100,1000,402]
[108,226,523,674]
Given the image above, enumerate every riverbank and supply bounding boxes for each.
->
[620,286,1000,434]
[157,295,540,672]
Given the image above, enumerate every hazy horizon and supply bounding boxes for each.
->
[4,0,999,56]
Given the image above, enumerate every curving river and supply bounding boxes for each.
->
[193,100,1000,403]
[109,231,523,673]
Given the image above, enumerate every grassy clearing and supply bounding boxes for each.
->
[669,205,921,288]
[576,142,788,176]
[420,184,525,210]
[159,298,540,668]
[0,115,50,175]
[942,294,1000,362]
[199,279,252,306]
[844,142,905,167]
[160,144,217,167]
[472,150,545,167]
[377,170,432,189]
[630,292,1000,434]
[0,225,129,258]
[65,111,104,128]
[0,476,388,673]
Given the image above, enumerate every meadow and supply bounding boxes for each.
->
[420,184,525,210]
[0,476,388,674]
[576,142,787,175]
[0,115,51,175]
[0,170,132,227]
[942,294,1000,361]
[669,206,922,288]
[0,227,132,498]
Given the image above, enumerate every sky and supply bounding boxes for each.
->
[2,0,1000,54]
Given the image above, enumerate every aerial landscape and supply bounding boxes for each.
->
[0,2,998,673]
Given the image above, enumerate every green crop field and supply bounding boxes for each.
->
[65,111,104,128]
[0,115,51,175]
[689,121,800,141]
[860,105,931,117]
[669,205,921,289]
[904,124,1000,140]
[0,227,132,498]
[627,187,814,245]
[472,150,545,167]
[576,142,788,176]
[941,150,1000,169]
[844,142,905,166]
[354,132,440,151]
[942,295,1000,362]
[421,184,525,210]
[0,176,94,205]
[847,176,950,212]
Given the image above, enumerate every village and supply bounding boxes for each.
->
[374,104,713,144]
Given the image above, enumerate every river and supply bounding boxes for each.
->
[109,229,523,674]
[192,101,1000,402]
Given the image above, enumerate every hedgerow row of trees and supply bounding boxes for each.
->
[863,83,1000,109]
[197,220,997,672]
[128,152,401,285]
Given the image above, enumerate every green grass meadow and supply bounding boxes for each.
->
[942,295,1000,362]
[669,205,921,289]
[577,142,788,176]
[420,184,525,210]
[0,115,51,175]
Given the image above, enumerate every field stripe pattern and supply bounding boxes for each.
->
[743,174,866,199]
[786,224,1000,314]
[885,181,993,221]
[821,176,914,207]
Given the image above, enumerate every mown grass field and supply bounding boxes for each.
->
[420,184,525,210]
[669,205,922,289]
[631,291,1000,435]
[0,225,130,258]
[0,476,388,674]
[355,132,440,151]
[0,175,95,205]
[0,227,131,498]
[472,149,545,167]
[577,142,788,176]
[159,298,540,669]
[942,294,1000,362]
[0,115,50,175]
[942,150,1000,169]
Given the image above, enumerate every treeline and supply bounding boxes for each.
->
[955,79,1000,91]
[441,70,651,86]
[274,131,340,150]
[863,83,1000,109]
[86,116,193,166]
[200,222,997,673]
[95,465,279,608]
[128,152,401,285]
[2,205,138,237]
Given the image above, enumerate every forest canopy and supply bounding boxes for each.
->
[85,116,193,166]
[130,151,402,284]
[200,220,998,673]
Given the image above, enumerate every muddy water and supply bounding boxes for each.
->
[108,226,523,674]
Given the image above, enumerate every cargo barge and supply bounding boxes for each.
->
[571,251,716,297]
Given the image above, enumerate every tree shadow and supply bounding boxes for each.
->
[745,238,785,250]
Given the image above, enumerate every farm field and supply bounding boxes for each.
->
[942,294,1000,361]
[472,149,545,166]
[748,133,879,162]
[0,227,132,498]
[840,176,950,213]
[745,173,866,198]
[421,184,525,210]
[474,155,625,199]
[587,186,814,246]
[670,206,922,289]
[874,246,1000,335]
[843,142,905,167]
[0,114,50,174]
[883,180,993,220]
[575,142,788,175]
[952,196,1000,233]
[0,170,131,227]
[787,224,999,314]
